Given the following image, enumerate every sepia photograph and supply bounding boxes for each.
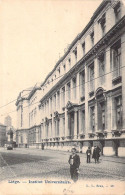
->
[0,0,125,194]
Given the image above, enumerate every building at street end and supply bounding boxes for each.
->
[16,0,125,157]
[4,115,12,127]
[0,123,7,147]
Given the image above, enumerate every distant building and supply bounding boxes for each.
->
[4,115,12,127]
[0,123,7,147]
[16,0,125,157]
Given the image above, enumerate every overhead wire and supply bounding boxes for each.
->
[0,1,125,115]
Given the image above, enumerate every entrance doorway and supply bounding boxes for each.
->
[113,140,120,156]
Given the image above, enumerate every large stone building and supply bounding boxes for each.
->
[16,0,125,157]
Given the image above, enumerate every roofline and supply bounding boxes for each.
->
[39,14,125,103]
[40,0,110,88]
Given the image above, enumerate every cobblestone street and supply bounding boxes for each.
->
[0,148,125,182]
[0,148,125,195]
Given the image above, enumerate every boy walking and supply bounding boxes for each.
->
[86,147,91,163]
[68,148,80,182]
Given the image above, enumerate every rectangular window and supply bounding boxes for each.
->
[54,94,56,111]
[21,106,23,127]
[114,2,121,23]
[73,47,77,61]
[100,13,106,36]
[98,53,105,85]
[69,58,71,69]
[67,82,71,100]
[72,77,76,100]
[90,31,94,47]
[62,87,65,108]
[50,98,52,114]
[57,91,60,109]
[82,42,85,56]
[63,64,66,73]
[90,106,95,132]
[115,96,122,129]
[89,63,94,92]
[112,40,121,79]
[63,117,65,135]
[81,110,85,131]
[58,67,60,76]
[79,70,85,98]
[98,102,105,131]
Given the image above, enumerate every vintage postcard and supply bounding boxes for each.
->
[0,0,125,194]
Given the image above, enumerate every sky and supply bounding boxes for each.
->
[0,0,103,127]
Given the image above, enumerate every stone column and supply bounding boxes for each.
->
[106,94,113,134]
[78,110,82,136]
[105,48,112,90]
[95,101,98,132]
[54,120,56,138]
[74,110,78,139]
[65,110,69,137]
[43,123,45,139]
[60,89,62,113]
[49,98,51,117]
[48,122,50,139]
[94,58,99,90]
[57,91,60,112]
[56,120,58,137]
[36,127,39,143]
[59,117,63,138]
[70,79,73,102]
[85,65,89,135]
[52,118,55,139]
[103,94,116,156]
[56,92,58,112]
[121,33,125,130]
[76,73,80,103]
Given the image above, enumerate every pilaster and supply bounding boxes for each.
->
[65,110,69,137]
[78,110,82,135]
[59,117,63,137]
[95,101,98,132]
[74,110,78,139]
[121,33,125,130]
[94,58,99,90]
[106,94,113,138]
[76,72,80,103]
[105,48,112,90]
[85,65,89,135]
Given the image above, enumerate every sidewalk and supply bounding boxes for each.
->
[1,147,125,164]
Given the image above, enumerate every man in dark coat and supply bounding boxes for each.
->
[68,148,80,182]
[92,146,101,163]
[86,146,91,163]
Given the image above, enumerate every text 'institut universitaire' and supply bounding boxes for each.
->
[16,0,125,157]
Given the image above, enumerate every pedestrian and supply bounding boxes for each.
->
[92,146,97,163]
[96,146,101,162]
[92,146,101,163]
[68,147,80,182]
[86,146,91,163]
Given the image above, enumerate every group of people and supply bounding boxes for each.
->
[86,146,101,164]
[68,146,101,182]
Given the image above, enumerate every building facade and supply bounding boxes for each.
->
[0,123,7,147]
[16,0,125,157]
